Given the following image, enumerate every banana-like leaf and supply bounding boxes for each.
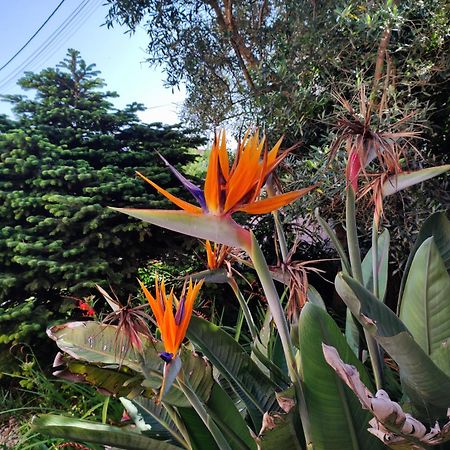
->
[298,303,385,450]
[33,415,179,450]
[187,316,278,430]
[50,322,215,408]
[399,212,450,307]
[381,165,450,197]
[111,208,252,248]
[362,228,390,302]
[53,353,145,398]
[323,345,450,450]
[120,397,183,446]
[178,407,220,450]
[206,383,258,450]
[307,285,327,310]
[399,237,450,375]
[257,409,303,450]
[336,273,450,419]
[251,309,272,378]
[47,321,162,373]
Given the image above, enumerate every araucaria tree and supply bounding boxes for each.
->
[0,49,203,306]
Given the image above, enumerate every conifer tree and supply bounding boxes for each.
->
[0,49,203,305]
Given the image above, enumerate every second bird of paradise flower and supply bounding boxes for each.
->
[139,276,204,363]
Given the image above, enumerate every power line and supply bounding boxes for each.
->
[0,0,102,92]
[0,0,66,72]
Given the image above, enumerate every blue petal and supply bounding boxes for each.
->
[159,352,174,363]
[174,295,186,325]
[158,153,207,210]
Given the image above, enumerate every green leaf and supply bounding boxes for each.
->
[345,309,360,357]
[49,322,214,408]
[257,409,303,450]
[120,397,184,446]
[336,273,450,418]
[178,407,220,450]
[33,415,180,450]
[400,238,450,374]
[307,285,326,310]
[187,316,279,429]
[47,321,161,373]
[206,383,258,450]
[298,303,384,450]
[111,208,252,248]
[362,228,390,301]
[54,355,145,398]
[381,165,450,197]
[399,212,450,306]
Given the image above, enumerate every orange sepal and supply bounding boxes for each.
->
[136,171,202,214]
[204,145,221,214]
[237,186,316,214]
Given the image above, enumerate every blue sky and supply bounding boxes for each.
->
[0,0,185,124]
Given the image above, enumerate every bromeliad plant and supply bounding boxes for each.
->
[34,129,449,450]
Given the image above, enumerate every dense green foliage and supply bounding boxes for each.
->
[105,0,449,149]
[0,49,204,305]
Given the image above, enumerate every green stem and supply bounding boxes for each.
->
[234,307,245,342]
[315,208,352,275]
[246,232,314,449]
[372,218,379,300]
[345,187,363,283]
[346,187,383,390]
[228,278,258,342]
[267,176,289,263]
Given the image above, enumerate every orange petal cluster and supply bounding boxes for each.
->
[139,276,203,361]
[137,129,315,217]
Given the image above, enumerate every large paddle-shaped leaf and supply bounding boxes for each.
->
[335,273,450,419]
[53,353,146,398]
[47,321,161,373]
[399,212,450,306]
[33,415,180,450]
[120,397,184,446]
[187,316,278,430]
[49,321,216,408]
[381,165,450,197]
[298,303,385,450]
[206,383,258,450]
[400,237,450,375]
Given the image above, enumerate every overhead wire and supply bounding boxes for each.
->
[0,0,103,93]
[0,0,66,72]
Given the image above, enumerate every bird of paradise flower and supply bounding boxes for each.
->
[113,129,316,250]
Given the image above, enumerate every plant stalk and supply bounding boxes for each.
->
[246,232,314,449]
[372,218,379,300]
[346,187,383,390]
[345,187,363,283]
[267,177,289,263]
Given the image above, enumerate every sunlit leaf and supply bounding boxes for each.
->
[382,165,450,197]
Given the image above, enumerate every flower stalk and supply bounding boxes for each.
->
[346,186,383,390]
[245,232,314,449]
